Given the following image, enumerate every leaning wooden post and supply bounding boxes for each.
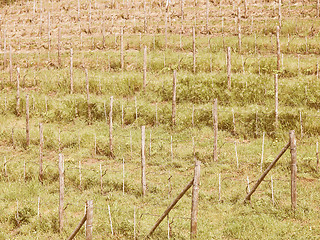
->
[86,200,93,240]
[141,126,146,197]
[172,70,177,127]
[244,141,290,202]
[70,48,73,94]
[274,74,279,131]
[39,123,44,183]
[143,45,147,91]
[276,26,280,71]
[289,130,297,211]
[146,178,194,238]
[66,212,87,240]
[192,27,196,74]
[227,47,231,90]
[213,99,218,162]
[59,153,64,233]
[120,27,124,71]
[190,160,201,239]
[16,67,20,116]
[109,96,113,155]
[26,95,30,148]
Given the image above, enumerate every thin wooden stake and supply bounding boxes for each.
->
[213,99,218,161]
[26,95,30,148]
[172,70,177,126]
[143,45,147,90]
[289,130,297,211]
[70,48,73,94]
[100,164,103,194]
[275,74,279,131]
[276,26,280,71]
[108,205,114,235]
[227,47,231,90]
[16,67,20,116]
[134,206,136,239]
[192,27,196,74]
[234,142,239,169]
[109,96,113,155]
[192,104,194,128]
[141,126,146,196]
[85,69,91,124]
[316,141,319,171]
[278,0,282,28]
[120,27,124,71]
[39,123,44,183]
[59,153,64,233]
[190,160,201,239]
[247,176,250,192]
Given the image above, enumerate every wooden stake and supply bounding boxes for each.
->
[289,130,297,210]
[278,0,282,28]
[16,67,20,116]
[213,99,218,162]
[276,26,280,71]
[165,12,168,49]
[234,142,239,169]
[245,142,290,202]
[85,69,91,124]
[108,205,114,235]
[193,27,196,74]
[59,153,64,233]
[134,206,136,239]
[247,176,250,192]
[172,70,177,126]
[109,96,113,155]
[67,212,87,240]
[190,160,201,239]
[143,0,147,33]
[261,132,265,172]
[9,45,13,82]
[271,176,275,206]
[192,104,194,128]
[237,8,241,53]
[317,0,320,18]
[120,27,124,71]
[26,95,30,148]
[86,200,93,240]
[143,45,147,91]
[227,47,231,90]
[316,141,319,171]
[141,126,146,196]
[274,74,278,130]
[70,49,73,94]
[100,164,103,194]
[39,123,44,183]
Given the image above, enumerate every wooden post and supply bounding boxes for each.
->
[99,164,103,194]
[172,70,177,126]
[206,0,209,32]
[227,47,231,90]
[165,11,168,49]
[276,26,280,71]
[141,126,147,197]
[109,96,113,155]
[261,132,265,172]
[16,67,20,116]
[58,27,61,67]
[108,205,114,235]
[86,200,93,240]
[274,74,278,131]
[192,104,194,128]
[26,95,30,148]
[70,49,73,94]
[213,99,218,161]
[316,141,319,171]
[244,142,290,202]
[317,0,320,17]
[9,45,13,82]
[146,178,194,238]
[190,160,200,239]
[143,0,147,33]
[59,153,64,233]
[85,69,91,124]
[143,45,147,91]
[120,27,124,71]
[193,27,196,74]
[39,123,43,183]
[289,130,297,210]
[278,0,282,28]
[271,176,275,206]
[247,176,250,192]
[299,111,303,139]
[234,142,239,169]
[237,8,241,53]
